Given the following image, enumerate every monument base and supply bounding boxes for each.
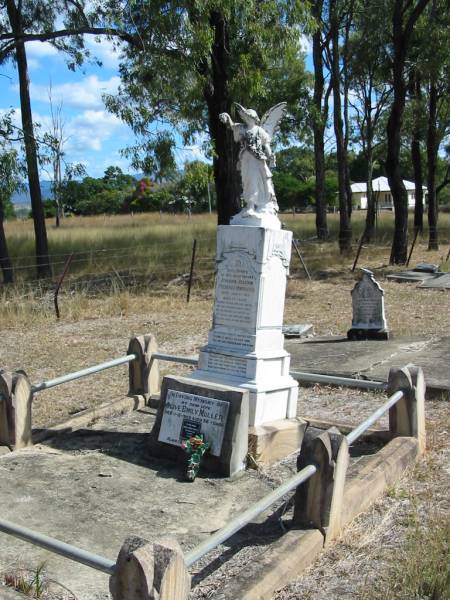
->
[347,328,390,341]
[248,417,307,466]
[188,369,298,426]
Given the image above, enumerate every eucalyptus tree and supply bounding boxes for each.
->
[310,0,332,240]
[0,1,139,277]
[421,0,449,250]
[348,1,391,241]
[102,1,311,225]
[384,0,431,264]
[0,112,24,284]
[327,0,353,252]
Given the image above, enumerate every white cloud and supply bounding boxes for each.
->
[66,109,127,153]
[26,41,59,59]
[84,37,124,70]
[27,75,121,109]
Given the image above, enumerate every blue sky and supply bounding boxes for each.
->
[1,36,313,180]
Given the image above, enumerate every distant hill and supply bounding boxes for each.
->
[13,180,53,208]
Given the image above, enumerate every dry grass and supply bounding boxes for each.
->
[1,212,449,599]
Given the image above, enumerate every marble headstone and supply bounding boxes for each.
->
[347,269,389,340]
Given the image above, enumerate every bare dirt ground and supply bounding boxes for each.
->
[0,272,449,598]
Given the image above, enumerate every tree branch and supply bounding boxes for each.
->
[0,27,144,50]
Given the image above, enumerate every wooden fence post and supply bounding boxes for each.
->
[293,426,347,542]
[128,335,160,399]
[110,536,190,600]
[0,371,13,447]
[0,370,33,450]
[387,364,426,454]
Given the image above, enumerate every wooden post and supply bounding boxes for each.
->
[110,536,190,600]
[0,370,33,450]
[293,426,347,537]
[387,364,426,454]
[54,252,74,319]
[325,435,350,545]
[127,335,160,399]
[406,227,419,267]
[0,371,13,447]
[186,239,197,303]
[292,238,312,281]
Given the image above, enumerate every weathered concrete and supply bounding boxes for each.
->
[0,407,289,600]
[287,335,450,396]
[417,272,450,289]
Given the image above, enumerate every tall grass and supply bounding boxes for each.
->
[3,211,450,286]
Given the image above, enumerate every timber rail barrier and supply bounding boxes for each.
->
[0,338,426,599]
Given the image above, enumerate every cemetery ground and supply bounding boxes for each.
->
[0,212,449,598]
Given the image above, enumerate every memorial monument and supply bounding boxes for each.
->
[150,102,304,474]
[188,102,299,427]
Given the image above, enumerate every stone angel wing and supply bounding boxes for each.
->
[260,102,287,140]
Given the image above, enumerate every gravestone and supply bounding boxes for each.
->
[189,225,299,426]
[151,101,303,471]
[149,376,249,478]
[347,269,389,340]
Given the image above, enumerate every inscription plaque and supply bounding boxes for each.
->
[206,353,248,376]
[158,390,230,456]
[214,254,258,330]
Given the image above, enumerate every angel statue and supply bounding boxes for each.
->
[219,102,287,226]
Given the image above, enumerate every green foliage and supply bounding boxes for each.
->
[103,0,311,173]
[60,166,135,215]
[176,160,213,212]
[0,146,24,221]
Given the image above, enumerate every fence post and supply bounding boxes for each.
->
[0,371,13,446]
[127,335,160,399]
[387,364,426,454]
[110,536,190,600]
[293,427,347,543]
[0,370,33,450]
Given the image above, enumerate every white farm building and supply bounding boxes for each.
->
[351,176,426,210]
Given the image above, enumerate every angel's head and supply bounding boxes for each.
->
[235,104,260,126]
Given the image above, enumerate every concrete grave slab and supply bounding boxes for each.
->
[386,271,436,283]
[0,407,283,600]
[286,335,450,396]
[417,272,450,289]
[282,324,314,338]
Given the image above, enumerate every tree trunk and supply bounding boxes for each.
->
[205,11,240,226]
[385,0,431,263]
[365,145,376,241]
[312,2,329,240]
[426,81,438,250]
[0,201,14,284]
[342,9,353,219]
[6,0,51,277]
[330,0,352,252]
[410,76,424,231]
[385,2,408,264]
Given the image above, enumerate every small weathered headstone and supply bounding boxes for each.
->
[412,262,440,273]
[347,269,389,340]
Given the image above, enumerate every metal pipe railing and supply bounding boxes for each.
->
[152,352,198,366]
[184,463,317,568]
[346,390,403,446]
[31,354,137,394]
[151,352,388,391]
[0,518,116,575]
[291,370,387,391]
